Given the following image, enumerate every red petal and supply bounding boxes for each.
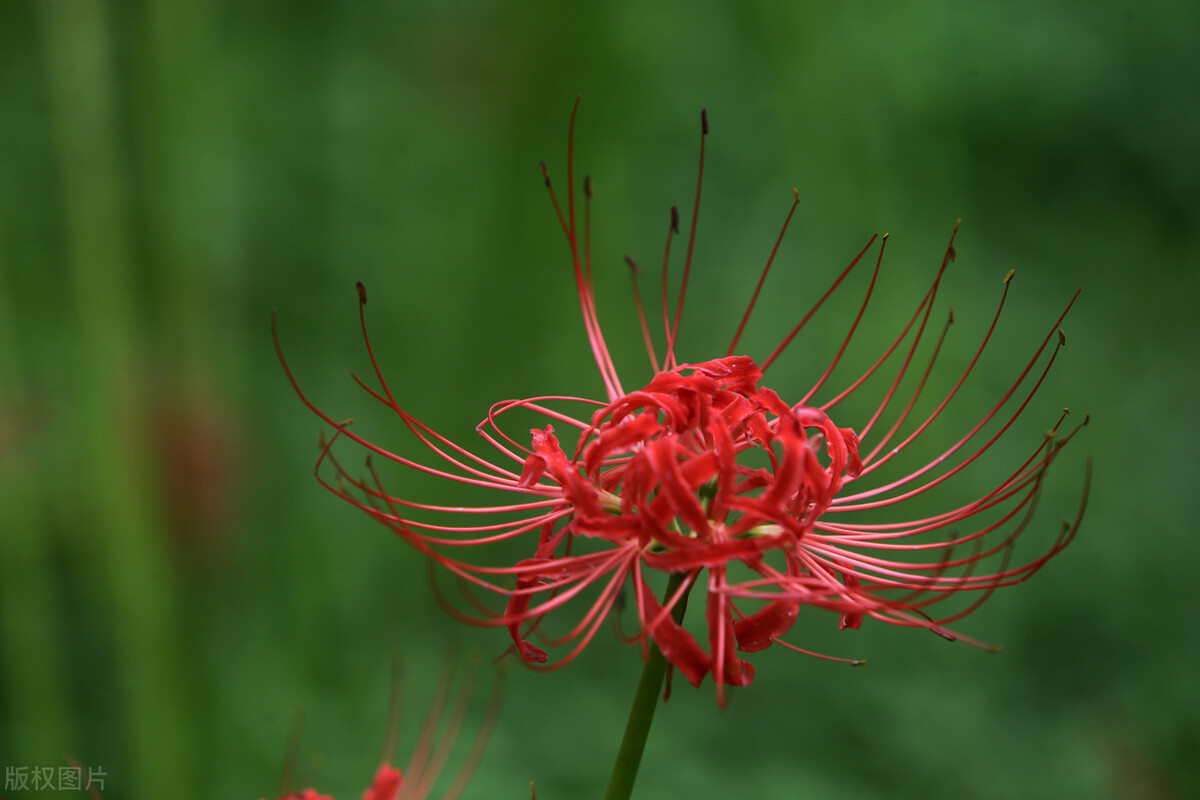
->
[640,576,710,687]
[733,599,800,652]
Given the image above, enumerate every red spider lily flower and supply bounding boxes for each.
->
[264,658,502,800]
[274,99,1088,705]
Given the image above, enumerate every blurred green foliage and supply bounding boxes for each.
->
[1,1,1197,798]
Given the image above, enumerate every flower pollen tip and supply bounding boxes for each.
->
[792,187,800,202]
[1058,329,1067,346]
[356,281,368,305]
[948,245,957,262]
[954,217,962,232]
[539,160,550,186]
[1063,407,1071,414]
[988,644,1004,654]
[584,174,594,197]
[1083,413,1091,426]
[624,254,641,275]
[852,659,868,667]
[881,231,890,240]
[1004,268,1016,285]
[700,108,709,135]
[948,307,956,324]
[670,205,680,233]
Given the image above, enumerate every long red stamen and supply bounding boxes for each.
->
[797,233,887,406]
[660,205,679,368]
[625,255,660,372]
[839,290,1080,506]
[818,223,960,414]
[665,110,708,370]
[761,233,879,372]
[727,189,802,356]
[550,95,623,401]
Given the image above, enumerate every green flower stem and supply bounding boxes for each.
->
[603,571,694,800]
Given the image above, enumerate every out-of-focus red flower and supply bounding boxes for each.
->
[275,100,1088,704]
[275,791,331,800]
[263,659,501,800]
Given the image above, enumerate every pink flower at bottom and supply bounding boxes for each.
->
[275,791,332,800]
[275,100,1089,704]
[264,659,501,800]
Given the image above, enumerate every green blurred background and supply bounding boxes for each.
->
[2,1,1196,797]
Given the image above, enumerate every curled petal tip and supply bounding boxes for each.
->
[518,641,549,663]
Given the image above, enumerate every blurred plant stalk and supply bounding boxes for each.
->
[26,2,197,794]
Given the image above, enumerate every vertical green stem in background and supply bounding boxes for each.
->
[603,571,695,800]
[37,3,193,795]
[0,247,72,771]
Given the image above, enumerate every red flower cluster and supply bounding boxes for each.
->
[275,100,1088,704]
[505,353,865,691]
